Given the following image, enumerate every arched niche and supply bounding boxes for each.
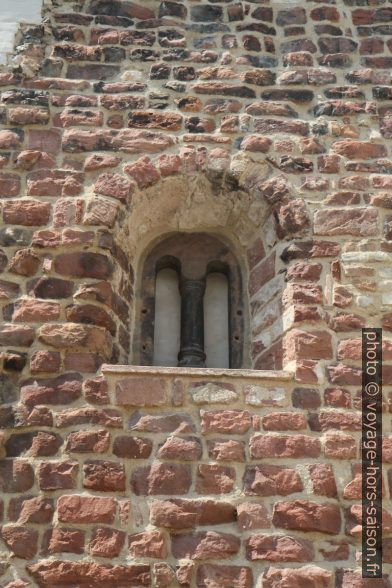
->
[134,232,246,369]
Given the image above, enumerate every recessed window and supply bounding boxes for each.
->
[137,233,244,369]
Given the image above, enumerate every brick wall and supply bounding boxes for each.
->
[0,0,391,586]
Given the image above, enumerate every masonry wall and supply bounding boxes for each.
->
[0,0,391,586]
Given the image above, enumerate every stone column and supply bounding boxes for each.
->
[177,278,206,367]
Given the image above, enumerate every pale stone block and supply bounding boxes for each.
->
[189,383,239,404]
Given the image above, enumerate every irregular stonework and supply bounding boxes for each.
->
[0,0,391,587]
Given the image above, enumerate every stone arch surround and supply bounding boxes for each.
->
[0,0,391,586]
[116,152,313,371]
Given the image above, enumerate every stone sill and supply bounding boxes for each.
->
[101,364,293,382]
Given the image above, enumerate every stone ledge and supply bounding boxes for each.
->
[101,364,293,381]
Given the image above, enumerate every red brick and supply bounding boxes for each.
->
[30,351,60,373]
[38,461,78,490]
[38,323,111,357]
[64,352,102,373]
[27,561,150,586]
[54,252,113,279]
[9,496,54,524]
[318,154,340,173]
[57,495,116,524]
[65,303,116,335]
[172,531,240,560]
[250,434,321,459]
[113,435,152,459]
[0,173,20,197]
[292,388,321,409]
[283,283,323,305]
[130,412,195,433]
[155,153,182,176]
[100,94,144,110]
[332,140,387,160]
[196,464,236,494]
[201,410,251,434]
[129,111,182,131]
[158,436,202,460]
[360,38,384,55]
[1,526,38,559]
[12,299,60,322]
[115,377,166,406]
[3,200,51,226]
[329,313,365,332]
[309,464,337,498]
[246,533,313,562]
[312,410,361,432]
[277,199,310,235]
[0,129,22,149]
[66,430,110,453]
[336,569,390,588]
[310,6,338,22]
[153,562,175,588]
[324,388,352,408]
[90,527,125,558]
[9,106,49,125]
[237,503,270,530]
[196,565,253,588]
[383,538,392,564]
[83,196,118,227]
[207,439,244,461]
[284,329,333,361]
[131,463,191,495]
[124,156,160,189]
[254,118,309,136]
[0,278,20,299]
[9,249,40,276]
[383,437,392,463]
[150,498,236,529]
[20,373,82,406]
[116,128,174,153]
[325,433,357,460]
[56,407,121,428]
[128,530,166,559]
[84,154,121,170]
[240,135,271,153]
[320,540,350,562]
[28,277,73,299]
[43,528,85,555]
[94,172,134,203]
[343,468,363,500]
[28,128,61,153]
[5,431,61,458]
[262,412,307,431]
[273,499,341,534]
[263,566,332,588]
[249,253,275,297]
[83,460,125,492]
[244,465,303,496]
[83,376,109,404]
[314,209,378,237]
[27,169,83,197]
[0,324,35,347]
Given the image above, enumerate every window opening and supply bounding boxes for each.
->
[138,233,244,369]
